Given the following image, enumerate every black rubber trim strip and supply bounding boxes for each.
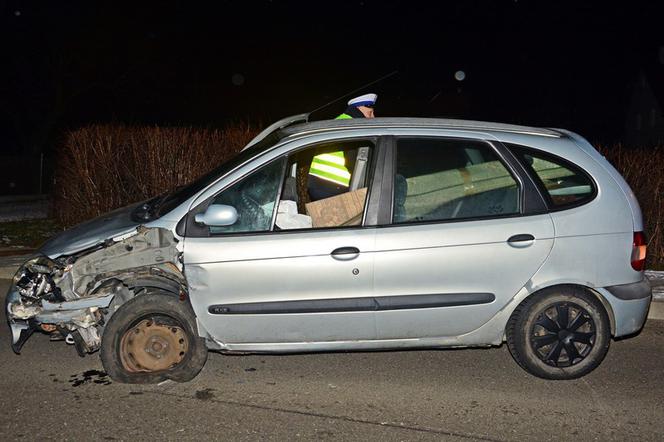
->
[605,278,652,300]
[208,293,495,315]
[490,140,549,215]
[364,136,387,226]
[381,136,396,226]
[374,293,494,310]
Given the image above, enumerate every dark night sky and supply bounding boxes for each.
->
[1,0,663,154]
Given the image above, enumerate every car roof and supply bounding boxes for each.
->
[281,117,563,138]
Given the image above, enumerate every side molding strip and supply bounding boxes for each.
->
[208,293,495,315]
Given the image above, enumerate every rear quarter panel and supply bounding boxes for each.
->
[446,132,645,345]
[496,133,640,289]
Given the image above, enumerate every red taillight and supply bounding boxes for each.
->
[631,231,647,271]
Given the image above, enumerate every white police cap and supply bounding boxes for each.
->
[348,93,377,107]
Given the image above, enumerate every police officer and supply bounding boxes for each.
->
[336,93,377,119]
[308,93,377,199]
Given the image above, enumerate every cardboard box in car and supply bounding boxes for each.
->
[305,188,367,228]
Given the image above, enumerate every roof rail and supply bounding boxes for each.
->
[243,113,309,151]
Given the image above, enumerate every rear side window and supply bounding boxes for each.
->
[393,138,520,223]
[509,145,595,209]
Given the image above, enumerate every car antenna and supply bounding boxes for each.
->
[307,70,399,119]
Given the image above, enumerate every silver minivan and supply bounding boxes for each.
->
[6,116,652,383]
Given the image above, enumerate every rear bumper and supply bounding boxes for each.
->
[606,278,652,300]
[598,278,652,337]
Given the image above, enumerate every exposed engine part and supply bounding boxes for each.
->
[71,327,102,356]
[67,226,180,297]
[14,256,64,302]
[49,329,65,341]
[6,227,185,355]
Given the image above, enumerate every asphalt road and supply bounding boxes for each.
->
[1,279,663,441]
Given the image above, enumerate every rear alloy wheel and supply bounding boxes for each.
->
[101,292,208,384]
[506,287,610,380]
[531,302,596,368]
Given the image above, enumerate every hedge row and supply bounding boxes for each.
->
[53,124,257,227]
[599,145,664,269]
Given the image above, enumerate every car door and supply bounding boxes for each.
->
[182,138,382,348]
[373,136,555,339]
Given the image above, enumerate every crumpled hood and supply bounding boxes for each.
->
[40,203,143,258]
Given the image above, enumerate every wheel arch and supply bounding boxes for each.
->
[509,283,616,337]
[90,265,193,328]
[96,264,189,298]
[123,276,185,297]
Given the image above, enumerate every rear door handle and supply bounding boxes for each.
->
[331,247,360,261]
[507,234,535,243]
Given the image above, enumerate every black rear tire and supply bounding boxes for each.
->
[506,286,610,380]
[100,291,208,384]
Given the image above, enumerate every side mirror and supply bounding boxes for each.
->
[194,204,238,227]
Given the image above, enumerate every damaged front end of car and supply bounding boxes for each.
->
[5,226,187,357]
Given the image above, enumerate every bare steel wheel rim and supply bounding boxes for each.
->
[529,301,596,368]
[119,316,189,373]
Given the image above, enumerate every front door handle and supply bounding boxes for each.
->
[331,246,360,261]
[507,234,535,243]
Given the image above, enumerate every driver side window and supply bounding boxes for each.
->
[208,158,286,234]
[275,140,374,230]
[202,138,374,235]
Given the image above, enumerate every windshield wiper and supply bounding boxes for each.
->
[132,195,165,222]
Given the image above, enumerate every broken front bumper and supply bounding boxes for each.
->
[5,227,184,355]
[5,284,33,353]
[5,268,116,353]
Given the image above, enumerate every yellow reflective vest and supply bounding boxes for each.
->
[308,113,352,186]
